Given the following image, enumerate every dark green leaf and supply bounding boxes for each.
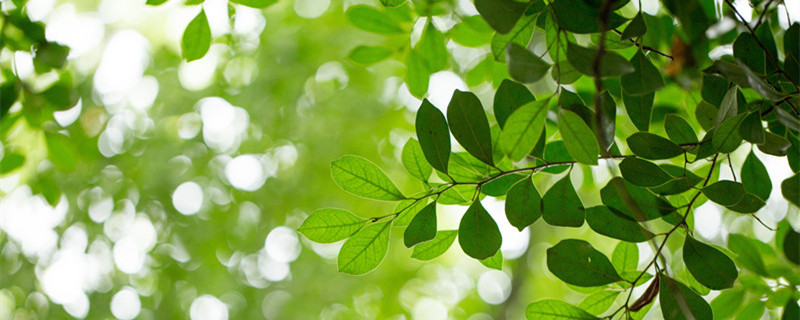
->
[735,60,784,102]
[726,193,766,213]
[612,241,638,273]
[623,92,654,131]
[547,239,623,287]
[627,132,683,160]
[712,113,746,153]
[298,209,366,243]
[757,132,791,156]
[404,202,437,247]
[33,42,69,71]
[526,299,599,320]
[695,101,718,132]
[338,221,391,274]
[783,227,800,265]
[621,50,665,95]
[505,177,542,230]
[619,158,672,187]
[379,0,405,6]
[346,5,403,34]
[394,199,429,227]
[586,206,654,242]
[500,99,550,161]
[331,156,405,201]
[480,250,503,270]
[702,180,745,206]
[596,91,616,151]
[230,0,277,8]
[494,79,534,128]
[402,138,432,182]
[601,177,676,221]
[659,275,713,320]
[543,175,585,227]
[551,0,626,34]
[621,12,646,41]
[0,152,24,174]
[416,99,451,173]
[664,114,698,145]
[482,173,526,197]
[567,42,634,77]
[734,33,765,74]
[411,230,457,260]
[683,235,737,290]
[739,111,765,144]
[347,46,393,65]
[783,298,800,320]
[651,165,702,195]
[741,151,771,200]
[458,200,502,260]
[447,90,494,166]
[507,43,551,83]
[474,0,528,34]
[542,140,573,174]
[558,109,599,165]
[46,133,77,171]
[181,9,212,61]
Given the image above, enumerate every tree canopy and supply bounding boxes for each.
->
[1,0,799,319]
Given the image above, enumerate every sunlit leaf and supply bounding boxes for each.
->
[338,221,392,274]
[547,239,623,287]
[299,209,366,243]
[402,138,432,182]
[411,230,457,260]
[181,9,211,61]
[500,99,550,161]
[331,156,405,201]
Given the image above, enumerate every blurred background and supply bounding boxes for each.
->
[1,0,798,319]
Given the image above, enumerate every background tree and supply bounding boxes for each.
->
[1,0,799,319]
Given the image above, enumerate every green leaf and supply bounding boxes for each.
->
[299,209,367,243]
[627,132,683,160]
[447,90,494,166]
[491,13,537,62]
[346,5,403,34]
[542,140,574,174]
[451,16,493,47]
[651,165,702,195]
[347,46,393,65]
[404,202,437,247]
[394,199,429,227]
[596,91,616,151]
[416,22,447,72]
[783,299,800,320]
[416,99,451,173]
[621,50,665,95]
[781,173,800,208]
[474,0,528,34]
[406,49,430,97]
[505,177,542,231]
[230,0,277,8]
[543,175,585,227]
[733,33,765,74]
[145,0,168,5]
[659,275,713,320]
[757,132,792,156]
[331,155,405,201]
[727,234,768,276]
[712,113,746,153]
[526,299,599,320]
[578,290,620,316]
[612,241,638,273]
[507,43,551,83]
[702,180,745,206]
[46,133,77,171]
[741,151,771,200]
[725,193,766,213]
[683,235,738,290]
[411,230,457,260]
[338,221,392,274]
[586,206,654,242]
[711,289,744,319]
[500,99,550,161]
[458,200,502,260]
[546,239,623,287]
[494,79,534,128]
[567,42,634,77]
[695,101,718,132]
[0,152,24,173]
[379,0,405,7]
[664,114,698,145]
[716,87,739,125]
[551,0,626,34]
[482,173,526,197]
[621,12,646,41]
[736,301,765,320]
[783,227,800,265]
[558,109,599,165]
[738,111,764,144]
[181,9,212,62]
[402,138,432,182]
[600,177,676,221]
[619,158,672,187]
[480,250,503,270]
[623,92,654,132]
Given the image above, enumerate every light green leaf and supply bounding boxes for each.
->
[46,133,77,171]
[181,9,212,61]
[500,99,550,161]
[716,87,739,125]
[459,200,502,260]
[612,241,638,273]
[507,43,551,83]
[347,46,393,65]
[711,289,744,319]
[558,109,599,165]
[547,239,622,287]
[727,234,768,276]
[402,138,432,182]
[683,235,737,290]
[338,221,392,274]
[491,13,537,62]
[416,22,447,72]
[526,299,599,320]
[394,199,429,227]
[619,158,672,187]
[346,5,403,34]
[411,230,457,260]
[416,99,450,173]
[299,209,366,243]
[406,48,430,97]
[331,156,405,201]
[621,50,664,95]
[404,202,437,247]
[578,290,620,316]
[230,0,277,8]
[447,90,494,166]
[543,175,585,227]
[451,16,493,47]
[0,152,25,173]
[480,250,503,270]
[586,206,654,242]
[505,177,542,231]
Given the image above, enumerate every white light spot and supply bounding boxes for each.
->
[412,298,447,320]
[190,295,228,320]
[178,113,202,139]
[265,226,301,263]
[93,30,149,107]
[225,155,266,191]
[63,293,89,319]
[113,237,145,274]
[110,287,141,320]
[427,71,468,111]
[128,76,159,110]
[477,270,512,305]
[88,196,113,223]
[694,202,722,240]
[54,99,82,127]
[258,251,290,282]
[179,46,219,91]
[172,182,203,215]
[294,0,330,19]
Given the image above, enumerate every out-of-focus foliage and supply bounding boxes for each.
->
[1,0,800,320]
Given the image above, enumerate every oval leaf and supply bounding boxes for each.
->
[741,151,771,201]
[702,180,745,207]
[458,200,502,260]
[543,174,585,227]
[683,235,738,290]
[547,239,623,287]
[558,109,599,165]
[659,275,713,320]
[402,138,433,182]
[331,156,405,200]
[526,299,599,320]
[505,177,542,230]
[586,206,654,242]
[507,43,551,83]
[619,158,672,187]
[412,230,457,261]
[181,9,212,61]
[500,99,550,161]
[404,202,437,247]
[627,132,684,160]
[338,221,392,275]
[299,209,366,243]
[447,90,494,166]
[416,99,451,173]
